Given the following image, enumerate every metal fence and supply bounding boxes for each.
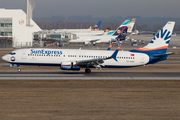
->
[0,38,12,48]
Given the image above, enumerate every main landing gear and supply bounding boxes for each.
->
[85,68,91,73]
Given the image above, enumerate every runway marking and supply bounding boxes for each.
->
[0,74,84,77]
[0,77,180,80]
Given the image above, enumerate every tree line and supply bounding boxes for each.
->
[35,18,180,32]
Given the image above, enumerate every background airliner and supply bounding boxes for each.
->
[70,19,136,44]
[2,21,175,73]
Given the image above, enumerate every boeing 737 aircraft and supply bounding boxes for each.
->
[2,21,175,73]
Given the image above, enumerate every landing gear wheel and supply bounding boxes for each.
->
[85,68,91,73]
[17,68,21,72]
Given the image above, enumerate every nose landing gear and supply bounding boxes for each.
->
[11,64,21,72]
[17,67,21,72]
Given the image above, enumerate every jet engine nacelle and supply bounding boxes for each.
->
[60,62,80,70]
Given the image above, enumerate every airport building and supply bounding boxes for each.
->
[0,9,41,48]
[0,0,41,48]
[33,30,74,47]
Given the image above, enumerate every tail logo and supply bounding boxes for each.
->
[117,30,121,34]
[105,29,109,32]
[150,29,171,44]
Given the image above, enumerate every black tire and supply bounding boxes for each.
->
[85,68,91,73]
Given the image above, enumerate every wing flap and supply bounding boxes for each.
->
[77,46,121,66]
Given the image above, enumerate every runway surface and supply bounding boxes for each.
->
[0,71,180,80]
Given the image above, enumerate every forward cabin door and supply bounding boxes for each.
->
[21,51,26,59]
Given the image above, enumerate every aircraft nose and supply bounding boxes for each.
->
[2,55,7,61]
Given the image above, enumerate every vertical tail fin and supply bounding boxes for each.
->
[106,20,130,35]
[113,26,127,36]
[127,18,136,33]
[88,26,92,29]
[112,19,131,36]
[116,27,128,40]
[135,21,175,53]
[104,27,110,32]
[92,20,102,31]
[120,20,131,27]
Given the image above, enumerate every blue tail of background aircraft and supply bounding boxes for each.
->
[92,20,102,31]
[113,26,127,36]
[109,27,128,50]
[116,27,128,40]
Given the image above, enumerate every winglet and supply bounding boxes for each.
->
[110,46,121,61]
[107,44,113,51]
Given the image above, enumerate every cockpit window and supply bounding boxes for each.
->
[9,52,16,55]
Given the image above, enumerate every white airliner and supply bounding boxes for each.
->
[70,19,136,44]
[2,21,175,73]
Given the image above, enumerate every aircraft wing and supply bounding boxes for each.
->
[93,33,104,36]
[76,46,121,66]
[88,39,101,42]
[70,38,100,44]
[76,57,109,66]
[83,38,101,45]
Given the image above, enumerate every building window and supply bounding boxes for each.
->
[1,32,4,35]
[5,23,9,27]
[1,23,4,27]
[8,32,12,36]
[0,18,13,36]
[9,23,12,27]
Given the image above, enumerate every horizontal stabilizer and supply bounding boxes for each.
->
[154,52,174,57]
